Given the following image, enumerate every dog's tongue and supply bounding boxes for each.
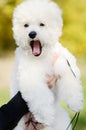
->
[32,41,41,56]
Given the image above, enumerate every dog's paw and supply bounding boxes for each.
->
[67,95,83,112]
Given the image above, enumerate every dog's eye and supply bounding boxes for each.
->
[24,24,29,28]
[40,23,45,27]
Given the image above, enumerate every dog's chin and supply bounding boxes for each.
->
[30,40,42,57]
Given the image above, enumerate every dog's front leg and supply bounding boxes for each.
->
[54,56,83,112]
[20,83,55,127]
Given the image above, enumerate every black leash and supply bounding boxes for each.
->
[66,112,80,130]
[72,113,80,130]
[66,59,76,78]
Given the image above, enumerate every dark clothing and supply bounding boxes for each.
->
[0,92,29,130]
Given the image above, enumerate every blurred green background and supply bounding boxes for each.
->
[0,0,86,130]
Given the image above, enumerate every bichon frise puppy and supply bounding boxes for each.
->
[11,0,83,130]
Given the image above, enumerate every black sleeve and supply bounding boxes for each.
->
[0,92,29,130]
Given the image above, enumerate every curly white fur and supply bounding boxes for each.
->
[11,0,83,130]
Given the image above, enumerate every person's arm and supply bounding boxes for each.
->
[0,91,29,130]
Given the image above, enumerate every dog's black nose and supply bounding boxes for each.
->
[29,31,37,39]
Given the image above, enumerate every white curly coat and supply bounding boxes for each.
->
[11,0,83,130]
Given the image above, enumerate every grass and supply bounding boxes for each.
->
[0,88,10,106]
[0,56,86,130]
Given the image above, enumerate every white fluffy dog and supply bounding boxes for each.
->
[11,0,83,130]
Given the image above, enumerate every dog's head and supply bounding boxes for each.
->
[13,0,63,57]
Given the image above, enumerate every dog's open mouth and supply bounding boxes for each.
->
[30,40,42,56]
